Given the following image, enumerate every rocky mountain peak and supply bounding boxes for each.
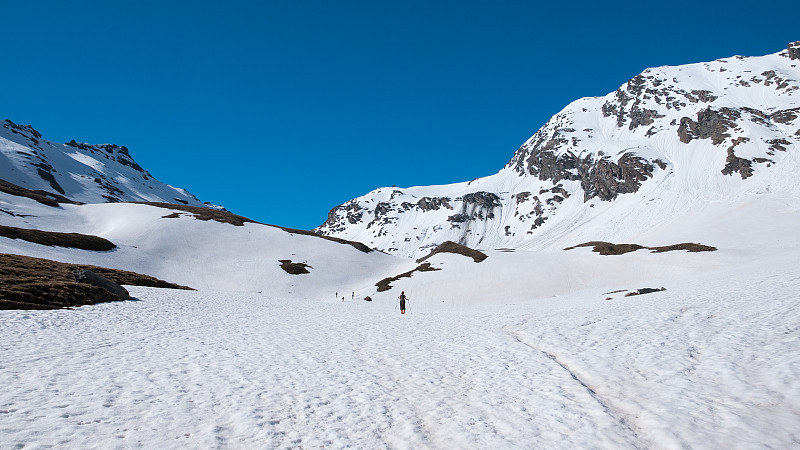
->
[316,45,799,258]
[0,120,205,206]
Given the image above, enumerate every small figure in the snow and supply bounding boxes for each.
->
[351,292,354,300]
[399,291,407,314]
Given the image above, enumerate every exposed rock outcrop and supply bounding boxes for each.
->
[677,107,740,145]
[786,41,800,60]
[73,269,131,299]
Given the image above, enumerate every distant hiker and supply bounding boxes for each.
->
[399,291,407,314]
[336,291,338,299]
[351,292,354,300]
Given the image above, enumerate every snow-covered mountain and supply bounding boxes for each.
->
[317,42,800,258]
[0,119,211,207]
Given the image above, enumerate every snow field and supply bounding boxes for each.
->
[2,248,798,449]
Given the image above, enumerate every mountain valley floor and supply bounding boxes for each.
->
[1,252,797,449]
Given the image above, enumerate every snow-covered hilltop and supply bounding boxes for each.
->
[317,43,800,258]
[0,119,210,207]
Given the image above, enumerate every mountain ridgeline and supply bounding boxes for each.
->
[0,120,213,207]
[316,43,800,258]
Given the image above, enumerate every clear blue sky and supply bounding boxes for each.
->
[2,0,797,229]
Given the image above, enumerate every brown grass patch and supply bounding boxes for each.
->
[417,241,488,263]
[624,287,667,297]
[0,178,79,207]
[375,262,440,292]
[564,241,716,255]
[648,243,718,253]
[279,260,311,275]
[140,202,256,226]
[0,253,193,310]
[0,224,116,251]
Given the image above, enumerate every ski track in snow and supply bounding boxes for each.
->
[2,261,799,449]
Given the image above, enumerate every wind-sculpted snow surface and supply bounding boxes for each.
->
[0,120,208,207]
[1,253,798,448]
[317,44,800,258]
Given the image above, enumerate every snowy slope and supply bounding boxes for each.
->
[0,119,209,207]
[317,43,800,258]
[0,242,798,448]
[0,190,410,297]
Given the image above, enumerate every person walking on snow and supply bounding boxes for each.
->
[399,291,407,314]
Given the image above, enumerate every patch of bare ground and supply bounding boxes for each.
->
[375,262,440,292]
[279,260,311,275]
[275,226,373,254]
[416,241,488,263]
[648,243,717,253]
[0,253,193,310]
[564,241,716,255]
[0,178,79,207]
[140,202,257,226]
[144,202,373,253]
[625,287,667,297]
[0,224,116,251]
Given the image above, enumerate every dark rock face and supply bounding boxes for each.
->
[601,75,666,130]
[786,42,800,60]
[676,105,797,178]
[417,197,452,211]
[687,90,718,103]
[627,107,664,130]
[367,202,397,231]
[721,137,754,179]
[578,153,655,201]
[73,269,131,299]
[447,214,469,223]
[677,107,740,145]
[3,120,42,140]
[66,141,148,174]
[35,164,66,195]
[323,200,363,233]
[771,107,800,124]
[767,138,791,153]
[460,192,501,209]
[515,192,531,204]
[510,136,658,203]
[446,192,502,226]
